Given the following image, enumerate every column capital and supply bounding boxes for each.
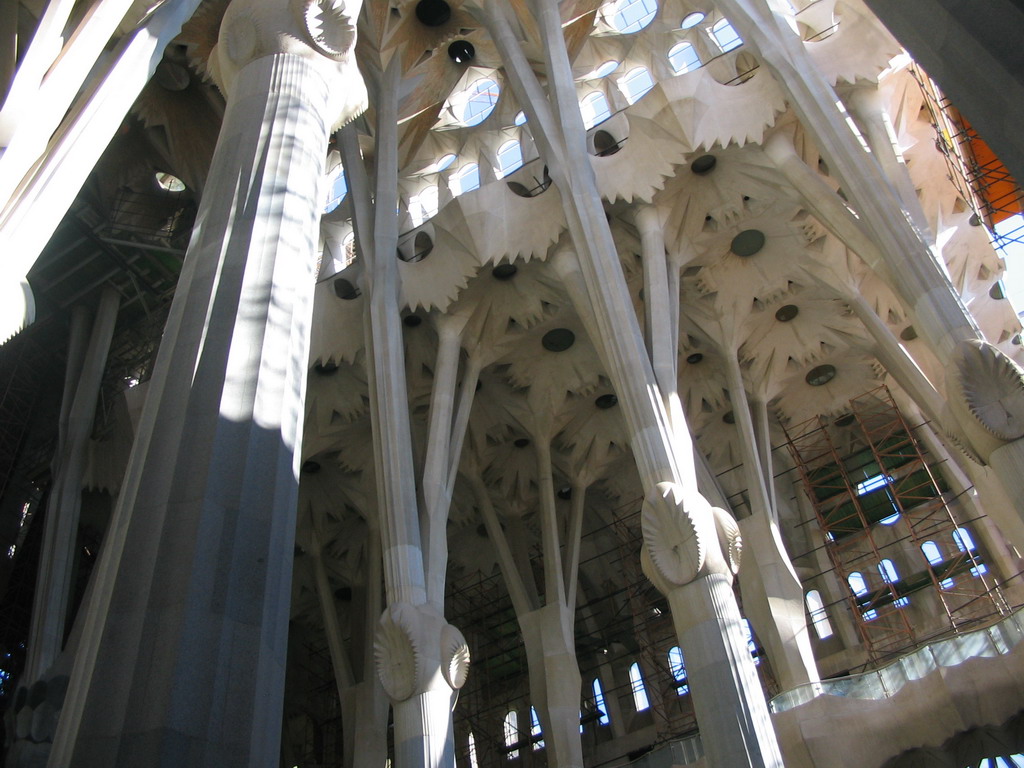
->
[375,602,470,701]
[215,0,367,124]
[639,481,736,593]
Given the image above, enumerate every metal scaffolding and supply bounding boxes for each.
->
[783,386,1007,662]
[911,63,1023,249]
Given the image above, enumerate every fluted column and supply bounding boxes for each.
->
[47,1,367,764]
[25,288,119,684]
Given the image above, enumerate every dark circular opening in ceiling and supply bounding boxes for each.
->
[686,352,704,364]
[314,361,339,375]
[542,328,576,352]
[557,486,572,500]
[900,325,918,341]
[403,314,422,327]
[492,263,518,280]
[774,304,799,322]
[595,394,618,409]
[990,281,1006,300]
[722,411,735,424]
[731,229,766,257]
[448,40,475,63]
[415,0,451,26]
[301,460,321,474]
[514,437,531,448]
[969,213,982,227]
[805,364,836,386]
[691,154,717,175]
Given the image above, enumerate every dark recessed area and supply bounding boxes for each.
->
[731,229,766,257]
[593,130,621,157]
[507,166,552,198]
[314,361,339,375]
[686,352,704,364]
[775,304,799,322]
[691,154,717,175]
[448,40,475,63]
[301,460,321,474]
[722,411,735,424]
[403,314,423,327]
[333,277,360,300]
[397,230,434,263]
[969,213,982,227]
[476,524,488,538]
[415,0,451,26]
[595,394,618,409]
[990,281,1006,300]
[833,413,856,427]
[542,328,576,352]
[514,437,531,448]
[805,364,836,386]
[557,486,572,500]
[900,325,918,341]
[492,263,518,280]
[335,586,353,601]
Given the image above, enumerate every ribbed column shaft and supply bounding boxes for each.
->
[49,52,329,768]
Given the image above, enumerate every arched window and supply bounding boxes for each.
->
[324,168,347,213]
[922,541,943,565]
[669,42,701,74]
[503,710,519,759]
[450,163,480,196]
[457,78,500,126]
[592,677,611,726]
[680,11,705,28]
[628,662,651,711]
[606,0,658,33]
[496,140,524,178]
[667,646,689,694]
[409,186,439,226]
[953,527,976,552]
[878,559,899,583]
[742,619,761,665]
[711,18,743,51]
[468,732,479,768]
[530,706,544,750]
[619,66,655,104]
[431,153,457,173]
[580,91,612,129]
[848,571,868,596]
[805,590,834,640]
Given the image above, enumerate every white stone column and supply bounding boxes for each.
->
[481,3,785,763]
[341,59,469,768]
[24,288,119,684]
[846,86,934,242]
[47,1,367,763]
[721,353,819,691]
